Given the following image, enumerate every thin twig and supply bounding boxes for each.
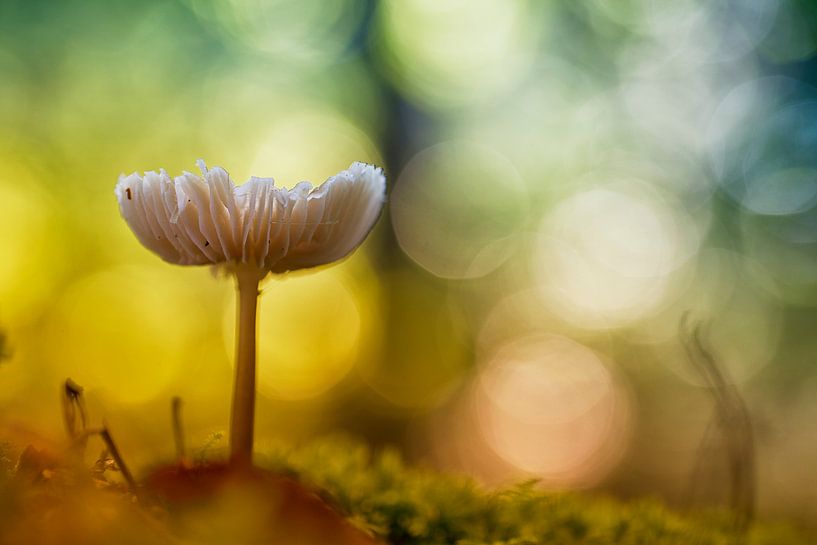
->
[99,421,137,494]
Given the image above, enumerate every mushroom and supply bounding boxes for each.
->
[115,160,386,466]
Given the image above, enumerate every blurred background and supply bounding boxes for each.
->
[1,0,816,525]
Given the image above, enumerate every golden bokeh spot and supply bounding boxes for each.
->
[250,109,382,189]
[0,164,64,323]
[224,258,379,400]
[45,266,213,404]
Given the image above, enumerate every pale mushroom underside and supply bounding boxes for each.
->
[115,161,386,274]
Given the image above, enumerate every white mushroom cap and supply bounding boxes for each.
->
[115,160,386,275]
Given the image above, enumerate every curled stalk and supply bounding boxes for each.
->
[680,313,756,536]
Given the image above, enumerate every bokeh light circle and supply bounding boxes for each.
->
[185,0,366,65]
[708,77,817,213]
[391,141,529,279]
[617,53,723,156]
[45,266,211,404]
[249,108,382,189]
[759,0,817,63]
[375,0,540,109]
[588,0,778,63]
[533,179,700,329]
[740,101,817,215]
[0,164,65,323]
[224,262,374,401]
[474,334,631,487]
[741,167,817,216]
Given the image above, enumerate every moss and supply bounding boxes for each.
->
[0,435,811,545]
[261,436,814,545]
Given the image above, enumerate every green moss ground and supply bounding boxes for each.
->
[261,436,813,545]
[0,436,812,545]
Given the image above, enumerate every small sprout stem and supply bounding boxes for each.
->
[100,422,137,492]
[62,378,90,461]
[229,268,261,467]
[171,396,186,462]
[0,330,10,362]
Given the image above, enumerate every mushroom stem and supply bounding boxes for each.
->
[229,267,261,467]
